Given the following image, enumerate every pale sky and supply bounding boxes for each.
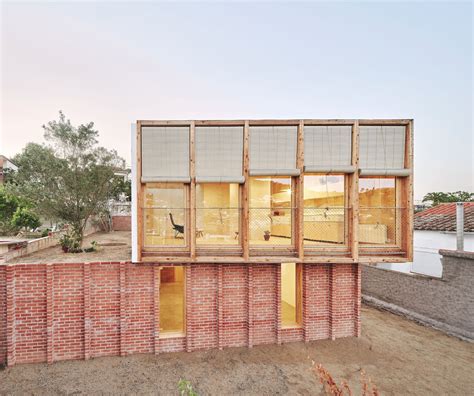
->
[1,1,472,200]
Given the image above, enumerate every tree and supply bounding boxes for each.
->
[422,191,474,207]
[0,186,20,234]
[9,111,125,245]
[11,207,41,231]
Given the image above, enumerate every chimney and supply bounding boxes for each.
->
[456,202,464,251]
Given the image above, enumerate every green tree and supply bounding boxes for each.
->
[0,186,20,234]
[11,207,41,231]
[9,111,124,245]
[422,191,474,207]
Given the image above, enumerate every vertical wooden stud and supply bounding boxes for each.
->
[404,120,414,261]
[190,122,196,258]
[242,121,250,260]
[350,121,360,261]
[185,264,193,352]
[136,122,143,262]
[296,121,305,260]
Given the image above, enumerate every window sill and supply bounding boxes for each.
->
[160,331,186,339]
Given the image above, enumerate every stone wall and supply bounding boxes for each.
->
[362,249,474,340]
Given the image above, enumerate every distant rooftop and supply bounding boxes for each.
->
[414,202,474,232]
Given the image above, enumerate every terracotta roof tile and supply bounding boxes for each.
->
[414,203,474,232]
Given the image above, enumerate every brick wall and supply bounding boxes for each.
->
[362,249,474,340]
[112,215,131,231]
[0,262,360,366]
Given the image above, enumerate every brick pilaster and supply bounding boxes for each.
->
[119,261,127,356]
[276,264,282,345]
[83,263,91,360]
[354,263,361,337]
[303,264,309,342]
[329,264,335,341]
[217,264,224,350]
[185,264,192,352]
[153,265,160,354]
[46,263,54,363]
[247,264,253,348]
[6,265,15,366]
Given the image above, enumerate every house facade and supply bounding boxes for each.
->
[130,119,414,350]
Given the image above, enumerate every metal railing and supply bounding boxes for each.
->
[249,207,294,245]
[303,207,348,245]
[196,208,241,245]
[359,207,405,246]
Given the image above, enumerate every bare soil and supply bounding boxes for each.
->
[7,231,131,264]
[1,305,472,395]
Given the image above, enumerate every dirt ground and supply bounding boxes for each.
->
[1,305,472,396]
[7,231,131,264]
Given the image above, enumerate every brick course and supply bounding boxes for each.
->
[0,262,360,366]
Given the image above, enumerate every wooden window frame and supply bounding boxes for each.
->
[195,183,242,250]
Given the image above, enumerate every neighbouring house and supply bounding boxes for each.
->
[0,155,17,184]
[129,119,414,350]
[409,202,474,277]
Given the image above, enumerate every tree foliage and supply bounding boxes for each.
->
[11,207,41,231]
[422,191,474,207]
[8,111,124,244]
[0,186,38,234]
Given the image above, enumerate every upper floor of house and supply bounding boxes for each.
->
[131,119,413,264]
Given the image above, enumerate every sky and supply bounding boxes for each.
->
[1,1,472,201]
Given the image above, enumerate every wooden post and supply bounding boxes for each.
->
[242,121,250,260]
[296,121,304,260]
[190,121,196,258]
[136,122,143,262]
[350,121,360,261]
[404,120,414,261]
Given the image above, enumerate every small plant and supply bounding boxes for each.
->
[312,362,378,396]
[178,378,198,396]
[41,228,51,238]
[84,240,98,253]
[264,230,271,241]
[59,232,82,253]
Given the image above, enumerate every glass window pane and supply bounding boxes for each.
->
[160,266,185,334]
[359,178,397,245]
[249,177,292,246]
[303,175,345,246]
[196,184,240,245]
[144,184,186,247]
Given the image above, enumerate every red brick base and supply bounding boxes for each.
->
[0,262,360,366]
[111,215,131,231]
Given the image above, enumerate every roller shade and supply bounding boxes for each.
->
[141,126,190,182]
[249,126,298,175]
[359,126,406,171]
[304,126,353,173]
[195,126,244,183]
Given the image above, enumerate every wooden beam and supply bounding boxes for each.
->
[358,119,411,126]
[242,121,250,260]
